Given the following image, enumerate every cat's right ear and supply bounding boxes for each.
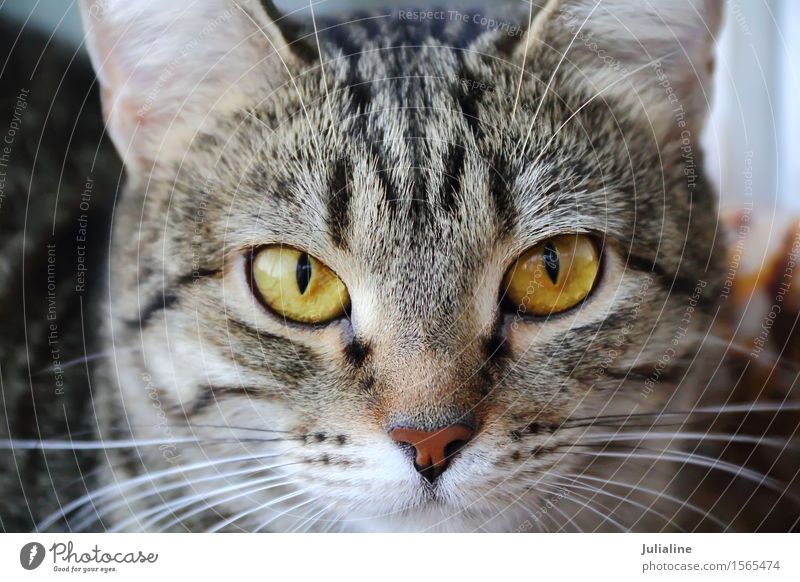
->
[80,0,314,174]
[510,0,721,139]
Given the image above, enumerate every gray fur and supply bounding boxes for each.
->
[2,1,796,532]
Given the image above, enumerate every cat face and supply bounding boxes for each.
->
[82,0,723,531]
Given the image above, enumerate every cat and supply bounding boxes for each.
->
[1,0,798,532]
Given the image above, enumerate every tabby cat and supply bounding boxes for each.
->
[1,0,798,532]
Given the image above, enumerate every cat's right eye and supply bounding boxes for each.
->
[250,245,350,324]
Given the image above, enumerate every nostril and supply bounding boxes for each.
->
[388,424,475,484]
[393,440,417,463]
[444,438,469,463]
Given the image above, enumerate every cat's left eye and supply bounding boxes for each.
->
[250,245,350,324]
[502,234,600,317]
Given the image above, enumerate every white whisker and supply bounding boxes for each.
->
[154,478,305,533]
[71,463,278,530]
[37,451,292,531]
[578,432,795,450]
[544,476,680,531]
[555,471,728,529]
[561,449,798,503]
[209,487,311,532]
[75,459,308,532]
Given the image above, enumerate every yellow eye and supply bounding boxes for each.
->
[251,245,350,324]
[503,234,600,316]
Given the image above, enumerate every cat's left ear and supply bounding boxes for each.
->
[80,0,314,173]
[513,0,721,137]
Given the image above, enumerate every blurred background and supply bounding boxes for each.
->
[3,0,798,217]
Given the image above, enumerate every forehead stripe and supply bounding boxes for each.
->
[489,152,517,232]
[327,157,352,250]
[453,65,486,141]
[438,142,466,215]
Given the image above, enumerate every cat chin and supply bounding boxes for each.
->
[313,484,532,533]
[340,504,529,533]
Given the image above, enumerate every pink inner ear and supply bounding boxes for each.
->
[81,1,301,174]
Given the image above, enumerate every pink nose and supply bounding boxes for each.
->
[389,424,475,483]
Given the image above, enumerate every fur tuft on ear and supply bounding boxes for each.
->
[516,0,721,137]
[80,0,311,173]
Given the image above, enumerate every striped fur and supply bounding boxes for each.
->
[1,0,797,532]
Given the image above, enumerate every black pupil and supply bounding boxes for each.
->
[296,253,312,294]
[543,242,559,285]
